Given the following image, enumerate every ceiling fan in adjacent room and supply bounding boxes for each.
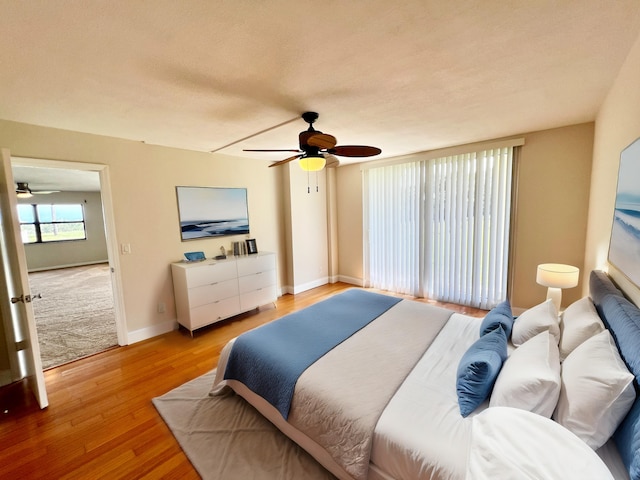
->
[15,182,60,198]
[243,112,382,171]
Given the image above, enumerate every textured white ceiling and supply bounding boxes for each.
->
[2,0,640,182]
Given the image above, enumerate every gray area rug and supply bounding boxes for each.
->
[29,263,118,369]
[153,370,337,480]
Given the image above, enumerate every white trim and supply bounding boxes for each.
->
[360,137,525,170]
[337,275,364,286]
[12,157,129,346]
[127,319,178,344]
[28,260,109,273]
[292,277,329,294]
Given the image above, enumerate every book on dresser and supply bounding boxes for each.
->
[171,251,277,334]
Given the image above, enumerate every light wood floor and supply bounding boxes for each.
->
[0,283,486,479]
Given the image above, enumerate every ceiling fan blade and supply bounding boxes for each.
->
[307,133,337,149]
[325,155,340,168]
[32,190,60,194]
[329,145,382,157]
[268,154,303,168]
[243,149,301,153]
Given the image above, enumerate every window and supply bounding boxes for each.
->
[364,145,516,309]
[18,204,87,244]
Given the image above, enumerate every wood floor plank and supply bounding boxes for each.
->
[0,283,486,478]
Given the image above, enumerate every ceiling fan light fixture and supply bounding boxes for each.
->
[16,191,33,199]
[299,154,326,172]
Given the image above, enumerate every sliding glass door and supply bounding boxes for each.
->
[364,146,515,309]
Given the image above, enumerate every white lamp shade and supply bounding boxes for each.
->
[536,264,580,289]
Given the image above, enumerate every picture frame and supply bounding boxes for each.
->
[175,186,250,241]
[608,137,640,287]
[246,238,258,255]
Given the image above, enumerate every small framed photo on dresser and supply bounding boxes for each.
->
[246,238,258,255]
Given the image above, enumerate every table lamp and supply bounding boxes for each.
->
[536,263,580,312]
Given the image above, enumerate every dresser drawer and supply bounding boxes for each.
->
[189,296,241,329]
[240,285,277,311]
[238,269,276,295]
[185,261,238,288]
[237,253,275,277]
[188,278,239,308]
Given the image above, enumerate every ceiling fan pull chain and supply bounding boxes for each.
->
[307,169,311,194]
[316,171,319,192]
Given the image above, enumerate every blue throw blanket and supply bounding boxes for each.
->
[223,289,402,419]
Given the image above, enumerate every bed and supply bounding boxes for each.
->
[211,271,640,480]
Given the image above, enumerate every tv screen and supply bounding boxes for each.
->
[176,186,250,241]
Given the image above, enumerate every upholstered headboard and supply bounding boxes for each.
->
[590,270,640,480]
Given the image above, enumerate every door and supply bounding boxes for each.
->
[0,148,47,408]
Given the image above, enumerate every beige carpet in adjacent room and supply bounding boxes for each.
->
[28,263,118,370]
[153,370,337,480]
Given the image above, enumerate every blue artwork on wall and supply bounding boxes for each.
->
[609,137,640,286]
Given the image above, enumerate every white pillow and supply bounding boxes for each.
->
[512,299,560,347]
[490,331,561,417]
[553,330,636,449]
[467,407,615,480]
[559,297,604,361]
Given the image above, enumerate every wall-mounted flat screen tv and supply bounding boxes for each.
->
[176,186,250,241]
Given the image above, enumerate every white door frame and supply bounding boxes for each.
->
[11,156,128,346]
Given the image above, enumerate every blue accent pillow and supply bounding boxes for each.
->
[479,300,514,338]
[590,270,624,316]
[456,326,508,417]
[601,293,640,478]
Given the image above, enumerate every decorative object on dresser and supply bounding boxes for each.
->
[183,251,206,262]
[536,263,579,311]
[246,238,257,254]
[171,252,277,334]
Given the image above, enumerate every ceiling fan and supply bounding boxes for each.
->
[16,182,60,198]
[243,112,382,171]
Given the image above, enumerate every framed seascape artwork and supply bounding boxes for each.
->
[176,186,250,241]
[608,137,640,286]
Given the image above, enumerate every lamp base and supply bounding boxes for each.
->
[546,287,562,314]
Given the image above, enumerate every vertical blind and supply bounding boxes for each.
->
[365,147,514,309]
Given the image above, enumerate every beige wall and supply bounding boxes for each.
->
[586,32,640,306]
[511,123,594,308]
[335,123,595,310]
[0,119,285,338]
[19,191,108,271]
[284,162,329,293]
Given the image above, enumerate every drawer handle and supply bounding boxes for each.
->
[210,282,218,286]
[214,300,220,304]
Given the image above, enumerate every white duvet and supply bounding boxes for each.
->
[213,299,627,480]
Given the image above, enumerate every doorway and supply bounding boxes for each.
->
[10,158,126,371]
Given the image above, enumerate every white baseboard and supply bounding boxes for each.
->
[337,275,364,286]
[28,260,110,273]
[127,319,178,344]
[286,277,329,295]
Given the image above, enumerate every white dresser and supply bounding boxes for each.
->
[171,252,277,333]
